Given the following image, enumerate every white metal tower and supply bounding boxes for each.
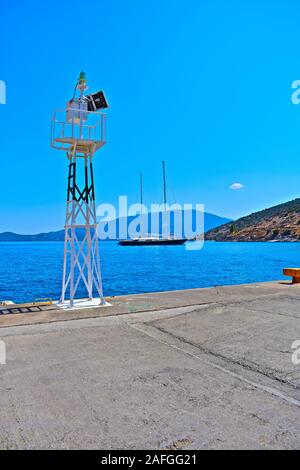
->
[51,72,108,307]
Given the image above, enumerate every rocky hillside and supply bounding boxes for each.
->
[205,198,300,241]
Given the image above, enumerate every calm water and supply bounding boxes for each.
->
[0,241,299,303]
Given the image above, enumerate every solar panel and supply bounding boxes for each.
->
[85,91,109,111]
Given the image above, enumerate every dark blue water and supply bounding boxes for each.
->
[0,241,299,303]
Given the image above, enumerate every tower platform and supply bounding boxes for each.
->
[54,137,106,154]
[51,108,106,153]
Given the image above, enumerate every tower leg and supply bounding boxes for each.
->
[59,227,68,303]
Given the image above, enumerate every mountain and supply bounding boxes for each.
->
[205,198,300,242]
[0,210,230,242]
[0,230,66,242]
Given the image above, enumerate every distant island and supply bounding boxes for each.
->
[206,198,300,242]
[0,210,230,242]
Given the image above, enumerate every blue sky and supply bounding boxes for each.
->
[1,0,300,233]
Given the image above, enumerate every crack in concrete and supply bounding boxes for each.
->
[153,323,299,390]
[119,318,300,409]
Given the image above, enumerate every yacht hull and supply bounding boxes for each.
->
[118,239,187,246]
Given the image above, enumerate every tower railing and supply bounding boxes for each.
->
[51,109,106,152]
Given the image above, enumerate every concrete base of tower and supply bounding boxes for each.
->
[55,298,111,310]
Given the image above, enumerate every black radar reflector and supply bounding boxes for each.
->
[85,91,109,111]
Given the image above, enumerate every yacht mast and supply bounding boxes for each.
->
[140,173,143,208]
[162,161,167,211]
[162,161,168,238]
[140,173,144,237]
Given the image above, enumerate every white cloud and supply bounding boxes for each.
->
[229,182,244,190]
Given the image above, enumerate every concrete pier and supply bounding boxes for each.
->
[0,281,300,449]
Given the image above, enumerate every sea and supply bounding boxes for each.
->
[0,241,299,303]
